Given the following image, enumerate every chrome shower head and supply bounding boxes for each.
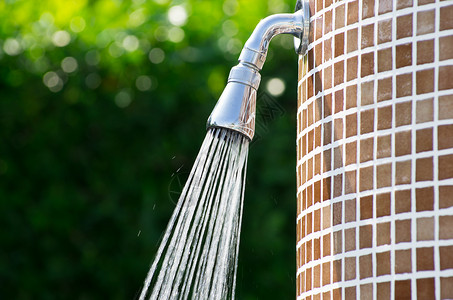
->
[206,2,310,140]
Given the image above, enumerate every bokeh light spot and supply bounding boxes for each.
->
[52,30,71,47]
[123,35,139,52]
[149,48,165,64]
[115,90,132,108]
[168,5,187,26]
[43,71,63,92]
[3,38,22,56]
[85,50,100,66]
[85,73,101,89]
[136,75,152,91]
[70,17,86,33]
[61,57,78,73]
[266,78,286,96]
[222,20,238,37]
[168,27,184,43]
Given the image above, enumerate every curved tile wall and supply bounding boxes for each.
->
[296,0,453,299]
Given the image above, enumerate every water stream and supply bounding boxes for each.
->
[140,128,249,300]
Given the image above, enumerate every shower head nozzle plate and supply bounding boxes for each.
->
[294,0,310,55]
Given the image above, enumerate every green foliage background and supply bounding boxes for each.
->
[0,0,298,298]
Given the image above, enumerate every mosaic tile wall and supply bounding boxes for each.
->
[296,0,453,298]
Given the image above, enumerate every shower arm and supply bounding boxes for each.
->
[206,1,310,140]
[239,11,307,71]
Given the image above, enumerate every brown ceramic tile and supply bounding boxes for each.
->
[378,19,392,44]
[335,90,344,114]
[440,215,453,240]
[322,261,330,286]
[315,71,322,95]
[333,201,342,226]
[377,163,392,188]
[416,247,434,271]
[440,35,453,61]
[377,193,391,217]
[315,127,322,149]
[441,277,453,300]
[346,114,357,138]
[333,230,342,254]
[324,94,332,119]
[307,73,314,99]
[345,286,356,300]
[345,256,356,281]
[361,81,374,105]
[306,266,312,290]
[332,288,341,300]
[345,228,356,252]
[396,73,412,98]
[377,222,391,245]
[335,4,345,30]
[440,5,453,31]
[324,37,332,62]
[440,186,453,209]
[333,259,342,283]
[416,128,433,153]
[348,0,359,25]
[377,282,391,300]
[361,52,375,77]
[314,237,321,260]
[439,66,453,91]
[417,39,434,65]
[345,199,356,223]
[315,20,323,44]
[359,254,372,279]
[377,77,392,102]
[316,0,323,12]
[377,251,391,276]
[361,109,375,134]
[307,212,313,235]
[323,233,331,257]
[396,43,412,68]
[416,68,434,95]
[335,32,344,58]
[416,157,433,181]
[346,85,357,109]
[345,171,357,194]
[417,9,435,35]
[417,217,434,241]
[417,278,435,299]
[334,61,344,86]
[347,56,358,82]
[439,154,453,179]
[396,189,411,213]
[440,245,453,270]
[323,149,331,172]
[378,48,392,72]
[361,24,375,49]
[360,137,374,162]
[395,249,412,273]
[396,160,411,185]
[395,130,412,157]
[378,106,392,129]
[359,224,372,248]
[439,125,453,150]
[362,0,375,19]
[397,0,412,9]
[347,27,358,53]
[439,95,453,120]
[334,145,343,169]
[315,98,322,123]
[334,174,343,197]
[416,98,434,123]
[345,141,357,165]
[379,0,393,14]
[360,195,373,220]
[377,135,392,158]
[396,219,411,243]
[325,9,332,34]
[396,101,412,126]
[314,208,321,232]
[395,280,411,299]
[397,14,413,39]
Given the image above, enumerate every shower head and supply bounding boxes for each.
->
[206,1,310,140]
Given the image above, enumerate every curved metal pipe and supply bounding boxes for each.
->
[207,5,310,140]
